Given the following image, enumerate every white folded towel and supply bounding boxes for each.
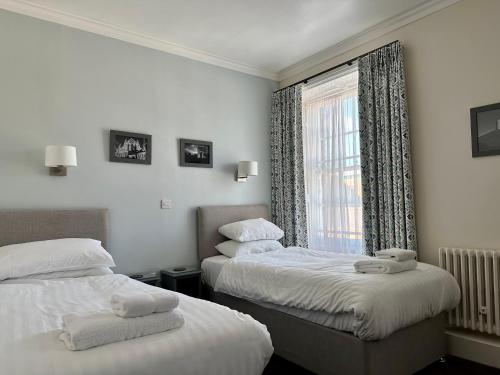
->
[375,248,417,261]
[59,310,184,350]
[111,291,179,318]
[354,259,418,274]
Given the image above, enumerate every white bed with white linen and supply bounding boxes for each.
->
[201,214,460,341]
[209,247,460,340]
[202,254,357,332]
[198,204,462,375]
[1,274,272,375]
[0,209,273,375]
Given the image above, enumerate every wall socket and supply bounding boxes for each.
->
[160,199,172,209]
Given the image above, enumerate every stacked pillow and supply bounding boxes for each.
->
[0,238,115,281]
[216,218,284,258]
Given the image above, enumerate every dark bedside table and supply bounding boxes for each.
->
[128,272,161,287]
[160,267,202,298]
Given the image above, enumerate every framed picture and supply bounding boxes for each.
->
[471,102,500,157]
[179,138,213,168]
[109,130,152,164]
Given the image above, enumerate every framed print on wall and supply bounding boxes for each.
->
[109,130,152,164]
[471,102,500,157]
[179,138,213,168]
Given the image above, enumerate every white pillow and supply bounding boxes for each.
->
[7,267,114,281]
[218,218,284,242]
[0,238,115,280]
[215,240,283,258]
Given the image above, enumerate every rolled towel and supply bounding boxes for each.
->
[59,310,184,350]
[111,291,179,318]
[375,248,417,261]
[354,259,418,274]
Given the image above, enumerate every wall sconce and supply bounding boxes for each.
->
[236,161,258,182]
[45,145,77,176]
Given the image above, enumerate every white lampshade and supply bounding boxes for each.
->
[238,161,258,176]
[45,146,77,167]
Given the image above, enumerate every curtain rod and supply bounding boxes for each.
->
[274,40,399,93]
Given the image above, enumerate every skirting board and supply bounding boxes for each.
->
[447,329,500,369]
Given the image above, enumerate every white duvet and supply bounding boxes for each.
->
[0,274,273,375]
[214,247,460,340]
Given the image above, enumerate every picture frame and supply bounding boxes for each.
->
[109,130,152,164]
[179,138,213,168]
[471,102,500,157]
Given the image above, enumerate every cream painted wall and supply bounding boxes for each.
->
[282,0,500,266]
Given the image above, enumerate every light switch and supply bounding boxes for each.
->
[161,199,172,209]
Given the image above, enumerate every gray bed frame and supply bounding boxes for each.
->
[198,204,446,375]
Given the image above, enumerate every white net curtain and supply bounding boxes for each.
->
[302,65,363,254]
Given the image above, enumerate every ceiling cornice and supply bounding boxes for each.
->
[0,0,279,81]
[278,0,462,83]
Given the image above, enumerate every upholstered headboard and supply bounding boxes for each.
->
[0,209,108,248]
[197,204,269,261]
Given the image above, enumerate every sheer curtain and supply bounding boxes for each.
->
[302,65,363,253]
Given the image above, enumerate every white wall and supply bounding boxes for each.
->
[0,10,277,274]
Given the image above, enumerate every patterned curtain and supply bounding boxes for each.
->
[271,85,308,247]
[358,41,417,255]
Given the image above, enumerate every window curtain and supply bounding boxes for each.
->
[358,41,417,255]
[271,85,308,247]
[303,66,363,253]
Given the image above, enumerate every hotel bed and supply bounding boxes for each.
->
[202,255,357,332]
[0,209,273,375]
[198,204,460,375]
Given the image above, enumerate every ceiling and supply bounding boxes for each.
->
[1,0,457,80]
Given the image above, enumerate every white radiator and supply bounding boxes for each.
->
[439,247,500,336]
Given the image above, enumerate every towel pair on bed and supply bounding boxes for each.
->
[60,289,184,350]
[354,248,417,274]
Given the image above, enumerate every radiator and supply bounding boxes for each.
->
[439,247,500,336]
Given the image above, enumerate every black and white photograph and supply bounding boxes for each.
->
[179,138,213,168]
[109,130,152,164]
[471,102,500,157]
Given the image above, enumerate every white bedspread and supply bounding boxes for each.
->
[214,247,460,340]
[0,274,273,375]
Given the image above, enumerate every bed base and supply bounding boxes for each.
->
[206,286,446,375]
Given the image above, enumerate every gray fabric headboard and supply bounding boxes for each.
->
[197,204,269,261]
[0,209,108,248]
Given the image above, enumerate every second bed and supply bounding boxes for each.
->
[198,204,460,375]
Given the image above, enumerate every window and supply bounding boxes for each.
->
[302,65,363,253]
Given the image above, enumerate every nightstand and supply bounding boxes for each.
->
[160,267,202,298]
[128,272,160,287]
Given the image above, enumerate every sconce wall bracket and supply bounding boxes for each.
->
[49,166,67,176]
[235,173,248,183]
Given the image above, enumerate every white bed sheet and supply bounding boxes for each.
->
[201,255,356,332]
[214,248,461,340]
[202,255,229,287]
[0,274,273,375]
